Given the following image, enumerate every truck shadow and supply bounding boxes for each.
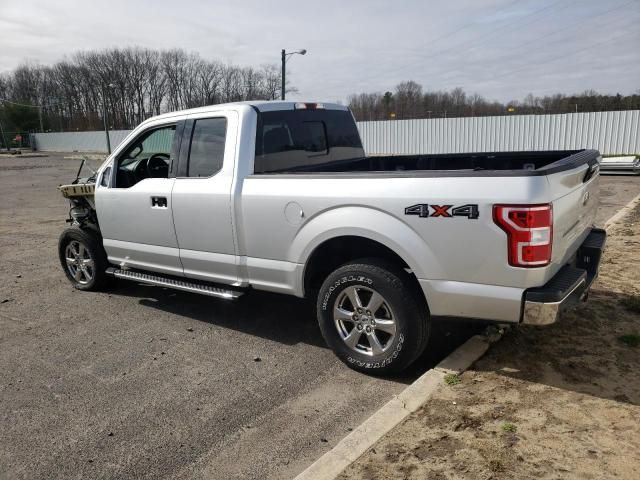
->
[111,282,327,348]
[471,289,639,406]
[110,281,481,382]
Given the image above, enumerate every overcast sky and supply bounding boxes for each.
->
[1,0,638,103]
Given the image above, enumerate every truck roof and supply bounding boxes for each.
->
[143,100,349,125]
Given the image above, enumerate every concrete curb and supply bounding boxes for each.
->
[294,333,499,480]
[604,193,640,231]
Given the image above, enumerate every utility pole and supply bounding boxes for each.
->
[102,84,113,154]
[281,49,286,101]
[38,105,44,132]
[103,100,111,154]
[0,115,9,152]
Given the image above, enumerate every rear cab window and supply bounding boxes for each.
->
[254,109,364,173]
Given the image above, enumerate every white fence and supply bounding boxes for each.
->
[359,110,640,155]
[32,110,640,155]
[32,130,132,153]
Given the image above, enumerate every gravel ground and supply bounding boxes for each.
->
[339,203,640,480]
[595,174,640,226]
[0,154,478,480]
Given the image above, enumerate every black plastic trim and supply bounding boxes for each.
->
[246,149,600,179]
[576,227,607,281]
[525,265,586,303]
[168,120,185,178]
[176,120,194,178]
[523,227,607,304]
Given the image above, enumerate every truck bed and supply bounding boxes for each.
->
[278,149,598,176]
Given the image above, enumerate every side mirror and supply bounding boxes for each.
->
[100,166,112,187]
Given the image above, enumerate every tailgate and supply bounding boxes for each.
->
[546,152,601,271]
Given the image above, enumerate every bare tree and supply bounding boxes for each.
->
[2,46,640,132]
[347,81,640,121]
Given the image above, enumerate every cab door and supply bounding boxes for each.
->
[95,121,184,276]
[171,110,239,284]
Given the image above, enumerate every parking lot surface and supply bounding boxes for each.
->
[595,174,639,226]
[0,154,636,479]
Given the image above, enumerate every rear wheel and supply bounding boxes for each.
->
[317,259,429,374]
[58,228,110,291]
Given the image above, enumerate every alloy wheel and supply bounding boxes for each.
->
[64,240,94,285]
[333,285,397,356]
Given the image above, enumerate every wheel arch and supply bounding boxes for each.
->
[291,206,438,298]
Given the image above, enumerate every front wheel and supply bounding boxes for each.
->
[58,228,110,291]
[317,259,430,374]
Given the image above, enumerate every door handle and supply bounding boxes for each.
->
[151,196,168,208]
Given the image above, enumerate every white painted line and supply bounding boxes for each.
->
[0,153,48,158]
[604,193,640,231]
[294,334,496,480]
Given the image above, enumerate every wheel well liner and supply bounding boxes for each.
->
[303,236,425,302]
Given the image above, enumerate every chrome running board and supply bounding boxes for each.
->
[106,268,244,300]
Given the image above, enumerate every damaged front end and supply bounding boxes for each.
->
[58,158,100,231]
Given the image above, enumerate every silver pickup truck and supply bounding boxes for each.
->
[58,101,606,374]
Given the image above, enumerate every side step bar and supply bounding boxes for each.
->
[106,268,244,300]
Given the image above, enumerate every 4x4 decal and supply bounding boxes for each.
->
[405,203,479,219]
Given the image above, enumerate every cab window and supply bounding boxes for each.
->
[115,125,176,188]
[186,118,227,177]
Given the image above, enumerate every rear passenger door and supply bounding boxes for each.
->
[171,111,239,285]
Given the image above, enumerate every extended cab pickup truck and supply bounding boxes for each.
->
[58,101,606,374]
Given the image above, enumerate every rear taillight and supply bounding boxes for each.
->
[493,204,553,267]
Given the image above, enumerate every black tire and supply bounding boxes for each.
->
[58,227,110,291]
[317,259,430,374]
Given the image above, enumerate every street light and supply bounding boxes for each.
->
[281,49,307,100]
[103,83,116,154]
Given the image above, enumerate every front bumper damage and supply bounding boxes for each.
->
[521,228,607,325]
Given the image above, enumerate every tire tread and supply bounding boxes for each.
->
[317,257,430,374]
[58,227,110,291]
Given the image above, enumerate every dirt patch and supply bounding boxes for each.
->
[339,204,640,480]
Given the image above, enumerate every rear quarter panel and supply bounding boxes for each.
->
[239,174,558,293]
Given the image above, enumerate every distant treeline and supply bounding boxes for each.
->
[0,47,285,132]
[348,81,640,121]
[2,47,639,133]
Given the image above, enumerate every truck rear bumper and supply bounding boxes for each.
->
[521,228,606,325]
[418,279,524,323]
